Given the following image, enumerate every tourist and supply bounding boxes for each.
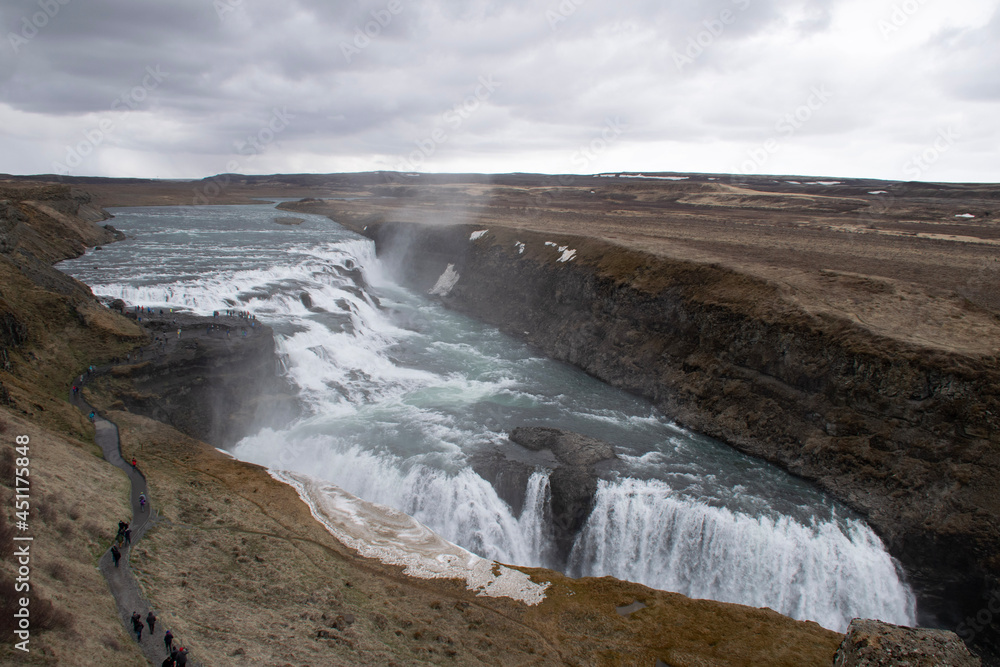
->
[131,612,144,641]
[163,629,174,652]
[146,610,157,633]
[111,544,121,567]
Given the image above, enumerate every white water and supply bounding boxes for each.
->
[58,203,917,630]
[572,479,912,631]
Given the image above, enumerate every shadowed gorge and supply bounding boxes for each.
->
[1,175,994,666]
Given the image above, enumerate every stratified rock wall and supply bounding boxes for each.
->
[105,314,298,447]
[364,220,1000,663]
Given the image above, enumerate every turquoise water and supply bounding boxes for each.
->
[58,201,916,630]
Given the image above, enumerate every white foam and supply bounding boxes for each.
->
[570,478,916,632]
[272,471,549,605]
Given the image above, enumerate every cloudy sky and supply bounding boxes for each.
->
[0,0,997,182]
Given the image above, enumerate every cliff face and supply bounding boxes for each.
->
[97,312,298,448]
[366,220,1000,661]
[0,182,141,418]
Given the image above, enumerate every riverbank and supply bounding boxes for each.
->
[277,175,1000,663]
[0,179,850,664]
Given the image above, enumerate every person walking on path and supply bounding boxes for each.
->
[124,527,131,546]
[131,456,137,471]
[131,612,144,641]
[139,493,146,512]
[175,646,188,665]
[163,629,174,653]
[111,544,121,567]
[146,610,157,633]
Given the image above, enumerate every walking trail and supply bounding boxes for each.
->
[72,365,200,665]
[67,311,268,664]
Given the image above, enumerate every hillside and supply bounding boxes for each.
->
[0,180,848,665]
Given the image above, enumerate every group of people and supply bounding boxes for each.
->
[99,300,271,664]
[110,519,131,567]
[130,612,190,665]
[115,520,131,548]
[215,308,256,321]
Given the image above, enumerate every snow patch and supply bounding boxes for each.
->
[805,181,842,186]
[786,181,801,185]
[272,471,549,605]
[868,191,888,195]
[955,213,975,218]
[470,230,489,241]
[428,264,459,297]
[514,241,525,254]
[544,241,576,262]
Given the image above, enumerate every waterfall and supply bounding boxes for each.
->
[569,478,916,631]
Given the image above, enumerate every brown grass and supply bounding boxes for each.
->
[93,406,841,667]
[0,409,140,666]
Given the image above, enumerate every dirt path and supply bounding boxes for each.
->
[71,383,195,666]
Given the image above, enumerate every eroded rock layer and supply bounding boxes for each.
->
[363,219,1000,662]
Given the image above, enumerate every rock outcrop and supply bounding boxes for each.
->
[509,427,617,561]
[360,220,1000,663]
[833,619,981,666]
[103,312,298,447]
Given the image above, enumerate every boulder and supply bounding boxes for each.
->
[509,427,617,563]
[833,619,981,667]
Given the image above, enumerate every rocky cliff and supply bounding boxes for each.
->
[362,219,1000,663]
[96,312,299,447]
[0,181,849,666]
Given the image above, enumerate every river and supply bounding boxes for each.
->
[58,201,916,631]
